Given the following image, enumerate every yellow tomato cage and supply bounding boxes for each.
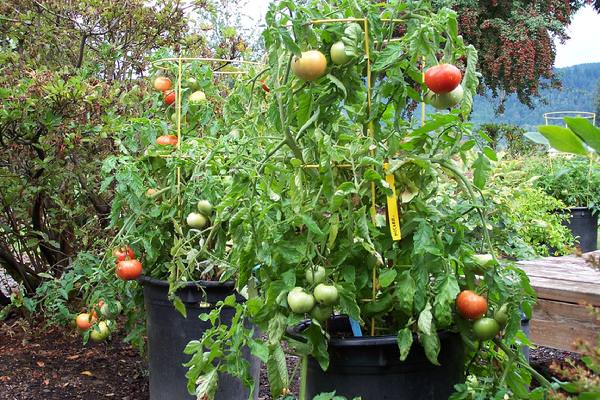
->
[152,16,427,337]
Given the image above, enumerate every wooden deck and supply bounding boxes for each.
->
[518,252,600,352]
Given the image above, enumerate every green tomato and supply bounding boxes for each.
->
[313,284,339,306]
[105,319,116,332]
[473,317,500,341]
[425,85,464,110]
[197,200,213,216]
[473,254,494,267]
[494,304,509,328]
[287,289,315,314]
[187,212,208,228]
[90,321,110,342]
[310,304,333,322]
[330,41,350,65]
[189,90,207,104]
[305,266,326,285]
[186,77,201,91]
[100,301,122,319]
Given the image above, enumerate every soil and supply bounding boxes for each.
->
[0,317,582,400]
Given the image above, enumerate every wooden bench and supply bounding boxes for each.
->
[518,252,600,352]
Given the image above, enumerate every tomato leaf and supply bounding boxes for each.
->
[394,270,416,315]
[417,302,434,335]
[172,296,187,318]
[378,268,397,288]
[432,275,460,328]
[396,327,414,361]
[473,153,491,190]
[564,116,600,154]
[418,331,441,366]
[267,343,289,398]
[537,125,588,156]
[373,43,404,72]
[304,324,329,370]
[337,282,361,321]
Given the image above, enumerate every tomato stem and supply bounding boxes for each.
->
[493,338,553,389]
[299,355,308,400]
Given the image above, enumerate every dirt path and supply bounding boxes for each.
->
[0,317,577,400]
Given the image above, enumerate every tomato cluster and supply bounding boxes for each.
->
[423,64,464,110]
[113,245,142,281]
[456,290,509,341]
[187,199,213,229]
[75,299,122,342]
[286,266,338,322]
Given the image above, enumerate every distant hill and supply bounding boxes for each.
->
[471,63,600,130]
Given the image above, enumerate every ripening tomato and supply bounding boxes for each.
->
[90,321,110,342]
[456,290,488,320]
[153,77,172,91]
[163,90,176,105]
[425,85,464,110]
[76,313,97,331]
[291,50,327,81]
[189,90,206,104]
[116,259,142,281]
[156,135,178,146]
[424,64,462,94]
[113,246,135,262]
[310,304,333,322]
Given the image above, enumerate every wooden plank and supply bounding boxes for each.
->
[519,267,600,284]
[524,276,600,305]
[530,299,599,352]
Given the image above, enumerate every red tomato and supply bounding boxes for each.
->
[163,90,176,105]
[116,259,142,281]
[113,246,135,262]
[153,77,172,91]
[156,135,178,146]
[456,290,488,320]
[424,64,462,94]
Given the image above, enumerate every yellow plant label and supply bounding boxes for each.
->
[384,163,401,241]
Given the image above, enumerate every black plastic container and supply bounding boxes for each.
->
[293,317,464,400]
[565,207,598,252]
[140,276,260,400]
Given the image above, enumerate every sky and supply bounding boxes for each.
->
[244,1,600,68]
[555,5,600,67]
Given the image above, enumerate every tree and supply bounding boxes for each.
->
[433,0,600,111]
[595,78,600,125]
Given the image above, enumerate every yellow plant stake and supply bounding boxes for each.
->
[384,163,401,241]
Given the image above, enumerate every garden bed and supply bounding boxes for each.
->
[0,316,582,400]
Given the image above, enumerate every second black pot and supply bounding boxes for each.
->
[140,276,260,400]
[564,207,598,252]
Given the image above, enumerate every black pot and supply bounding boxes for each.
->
[292,317,464,400]
[564,207,598,252]
[140,276,260,400]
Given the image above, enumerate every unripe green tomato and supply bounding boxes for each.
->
[189,90,207,104]
[100,301,122,319]
[187,212,208,228]
[425,85,464,110]
[186,77,200,90]
[305,266,326,285]
[310,304,333,322]
[473,317,500,341]
[494,304,509,328]
[197,200,213,215]
[330,41,350,65]
[287,289,315,313]
[90,321,110,342]
[473,254,494,267]
[313,284,339,305]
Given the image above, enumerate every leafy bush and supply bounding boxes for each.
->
[480,123,544,157]
[527,156,600,214]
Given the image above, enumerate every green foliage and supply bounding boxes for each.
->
[184,0,544,398]
[527,156,600,213]
[479,124,544,157]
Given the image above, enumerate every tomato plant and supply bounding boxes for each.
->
[183,1,549,399]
